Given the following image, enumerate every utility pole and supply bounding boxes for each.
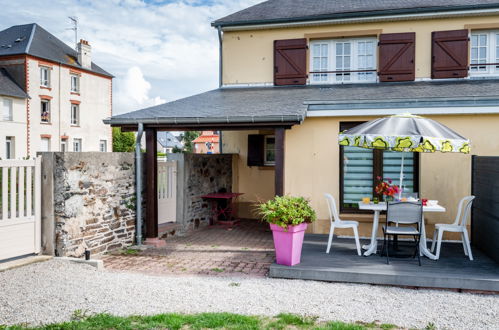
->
[67,16,78,50]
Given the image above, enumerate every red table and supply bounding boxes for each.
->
[200,192,244,226]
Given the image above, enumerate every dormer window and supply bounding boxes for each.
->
[40,66,50,87]
[470,30,499,76]
[310,37,377,84]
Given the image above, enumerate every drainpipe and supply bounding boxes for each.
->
[135,123,144,245]
[217,26,223,88]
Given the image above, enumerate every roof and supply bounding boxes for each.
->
[0,68,28,98]
[213,0,499,27]
[157,132,183,148]
[105,79,499,127]
[193,134,220,144]
[0,23,112,77]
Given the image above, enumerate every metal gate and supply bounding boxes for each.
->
[0,157,41,261]
[158,160,177,224]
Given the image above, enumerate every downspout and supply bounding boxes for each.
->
[217,26,223,88]
[217,26,223,153]
[135,123,144,245]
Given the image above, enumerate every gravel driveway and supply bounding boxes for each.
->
[0,259,497,329]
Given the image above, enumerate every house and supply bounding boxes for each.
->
[105,0,499,244]
[0,68,29,159]
[0,23,113,157]
[157,131,183,154]
[192,131,220,154]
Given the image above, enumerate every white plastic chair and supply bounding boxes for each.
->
[430,196,475,261]
[324,194,361,256]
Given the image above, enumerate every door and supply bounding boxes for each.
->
[157,160,177,224]
[0,157,41,261]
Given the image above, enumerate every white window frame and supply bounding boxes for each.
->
[41,99,50,123]
[310,37,378,84]
[70,104,79,126]
[5,136,14,159]
[40,137,51,152]
[264,135,276,166]
[40,66,50,87]
[2,98,13,121]
[99,140,107,152]
[470,30,499,76]
[73,138,82,152]
[70,74,79,93]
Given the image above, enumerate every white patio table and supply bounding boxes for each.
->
[358,202,446,260]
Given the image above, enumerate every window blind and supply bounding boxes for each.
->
[343,146,373,208]
[383,151,416,194]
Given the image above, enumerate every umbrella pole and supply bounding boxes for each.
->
[399,153,404,200]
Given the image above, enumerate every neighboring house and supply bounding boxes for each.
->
[192,131,220,154]
[0,68,29,159]
[106,0,499,242]
[157,131,183,153]
[0,23,113,157]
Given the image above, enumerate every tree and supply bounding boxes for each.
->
[112,127,135,152]
[180,131,201,153]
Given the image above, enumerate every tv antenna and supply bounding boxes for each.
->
[67,16,78,50]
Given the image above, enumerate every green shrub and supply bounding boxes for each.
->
[258,195,316,228]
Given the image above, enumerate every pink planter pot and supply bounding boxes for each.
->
[270,222,308,266]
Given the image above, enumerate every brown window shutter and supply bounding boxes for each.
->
[274,38,307,86]
[247,134,264,166]
[432,29,469,79]
[378,32,416,82]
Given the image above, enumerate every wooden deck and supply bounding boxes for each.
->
[269,234,499,292]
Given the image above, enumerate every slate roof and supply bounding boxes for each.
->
[0,23,112,77]
[157,132,183,148]
[105,79,499,126]
[0,68,28,98]
[213,0,499,27]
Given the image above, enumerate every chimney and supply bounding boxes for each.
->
[77,39,91,69]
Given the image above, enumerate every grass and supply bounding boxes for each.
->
[121,248,140,255]
[0,312,406,330]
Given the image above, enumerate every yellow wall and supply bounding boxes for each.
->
[222,15,499,85]
[284,115,499,238]
[222,130,275,219]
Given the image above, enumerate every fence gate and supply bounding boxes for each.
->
[158,160,177,224]
[0,157,41,261]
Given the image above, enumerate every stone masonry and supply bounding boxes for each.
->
[41,152,136,257]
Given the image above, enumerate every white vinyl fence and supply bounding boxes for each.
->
[0,157,41,260]
[158,160,177,224]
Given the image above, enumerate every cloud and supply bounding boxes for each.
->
[0,0,261,114]
[115,66,166,113]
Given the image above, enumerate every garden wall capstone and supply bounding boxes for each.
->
[40,152,136,257]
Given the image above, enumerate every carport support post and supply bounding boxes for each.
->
[144,127,165,247]
[275,128,285,196]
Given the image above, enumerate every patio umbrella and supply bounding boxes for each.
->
[338,113,470,198]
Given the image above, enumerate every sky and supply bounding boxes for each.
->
[0,0,261,115]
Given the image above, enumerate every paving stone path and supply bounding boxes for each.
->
[102,220,275,277]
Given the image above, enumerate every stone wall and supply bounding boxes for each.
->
[41,152,136,257]
[171,153,233,231]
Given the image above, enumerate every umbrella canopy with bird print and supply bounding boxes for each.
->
[338,113,471,198]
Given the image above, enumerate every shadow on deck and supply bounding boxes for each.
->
[269,234,499,292]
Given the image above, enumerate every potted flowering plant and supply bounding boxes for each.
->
[375,176,401,202]
[259,196,316,266]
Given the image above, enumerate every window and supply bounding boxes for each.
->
[61,139,68,152]
[40,66,50,87]
[2,98,12,121]
[41,99,50,123]
[73,138,82,152]
[71,74,79,93]
[264,135,275,165]
[99,140,107,152]
[5,137,14,159]
[470,30,499,76]
[70,104,79,126]
[340,122,419,212]
[40,137,50,152]
[310,37,377,84]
